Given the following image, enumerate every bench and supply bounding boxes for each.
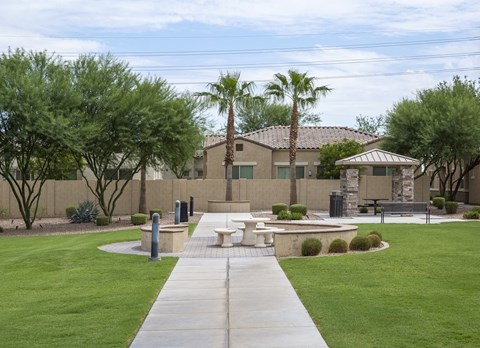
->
[214,228,237,247]
[379,202,430,224]
[252,228,284,248]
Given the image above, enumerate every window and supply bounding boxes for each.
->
[235,143,244,151]
[105,168,134,180]
[195,170,203,178]
[226,165,253,179]
[373,167,396,176]
[276,166,305,179]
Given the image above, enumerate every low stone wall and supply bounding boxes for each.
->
[207,200,251,213]
[140,224,188,253]
[265,221,357,257]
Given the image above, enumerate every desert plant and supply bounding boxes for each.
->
[65,205,77,218]
[359,206,368,214]
[131,213,148,225]
[367,234,382,248]
[96,215,110,226]
[272,203,288,215]
[367,230,383,240]
[328,238,348,253]
[471,206,480,213]
[463,211,479,219]
[277,210,292,220]
[432,196,445,209]
[444,201,459,214]
[290,212,304,220]
[149,209,163,219]
[70,200,98,223]
[301,238,322,256]
[290,204,307,216]
[349,236,371,251]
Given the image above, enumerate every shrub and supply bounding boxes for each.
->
[359,206,368,214]
[301,238,322,256]
[444,201,459,214]
[367,230,383,240]
[70,200,98,223]
[277,210,292,220]
[471,206,480,213]
[0,226,4,233]
[367,234,382,248]
[131,213,148,225]
[328,239,348,253]
[349,236,371,251]
[290,204,307,216]
[65,205,77,218]
[290,212,304,220]
[432,196,445,209]
[96,215,110,226]
[149,209,163,219]
[463,211,479,219]
[272,203,288,215]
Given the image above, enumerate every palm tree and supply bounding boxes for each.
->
[196,71,256,201]
[265,70,331,205]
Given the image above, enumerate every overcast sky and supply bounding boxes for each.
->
[1,0,479,130]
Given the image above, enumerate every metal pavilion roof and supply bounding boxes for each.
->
[335,148,420,166]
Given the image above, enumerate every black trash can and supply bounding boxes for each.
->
[329,191,343,217]
[180,201,189,222]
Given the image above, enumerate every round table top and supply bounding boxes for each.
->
[231,217,271,223]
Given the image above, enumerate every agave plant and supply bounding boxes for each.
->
[70,200,99,223]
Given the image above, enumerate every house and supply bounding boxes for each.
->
[202,126,381,180]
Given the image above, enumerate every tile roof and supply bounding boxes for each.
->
[204,126,380,150]
[335,148,420,166]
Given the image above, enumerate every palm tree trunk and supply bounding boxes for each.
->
[225,101,235,201]
[289,99,299,205]
[138,162,147,214]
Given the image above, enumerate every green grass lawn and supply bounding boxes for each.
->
[280,222,480,348]
[188,222,197,236]
[0,230,177,347]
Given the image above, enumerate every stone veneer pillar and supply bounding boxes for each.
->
[340,169,359,217]
[392,168,414,202]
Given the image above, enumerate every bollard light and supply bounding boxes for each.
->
[148,213,160,262]
[174,200,180,225]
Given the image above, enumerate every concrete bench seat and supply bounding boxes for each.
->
[214,228,237,247]
[252,228,284,248]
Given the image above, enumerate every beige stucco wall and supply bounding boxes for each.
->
[272,150,320,179]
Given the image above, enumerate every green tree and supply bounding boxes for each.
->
[265,69,331,205]
[0,49,77,229]
[195,71,256,201]
[235,99,321,133]
[383,76,480,200]
[318,139,364,179]
[355,114,385,135]
[70,54,143,218]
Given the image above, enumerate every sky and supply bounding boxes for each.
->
[1,0,479,131]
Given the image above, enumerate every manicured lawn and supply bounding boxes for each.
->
[280,222,480,348]
[0,230,177,347]
[189,222,197,236]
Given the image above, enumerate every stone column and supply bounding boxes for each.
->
[392,168,414,202]
[340,169,359,217]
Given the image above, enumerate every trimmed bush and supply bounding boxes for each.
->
[328,239,348,253]
[349,236,371,251]
[367,234,382,248]
[471,206,480,213]
[301,238,322,256]
[367,230,383,240]
[277,210,292,220]
[149,209,163,219]
[359,206,368,214]
[272,203,288,215]
[290,204,307,216]
[96,216,110,226]
[70,200,98,223]
[444,201,459,214]
[131,213,148,225]
[0,226,4,233]
[65,205,77,218]
[432,196,445,209]
[290,212,304,220]
[463,211,479,219]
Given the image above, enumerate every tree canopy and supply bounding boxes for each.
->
[355,114,385,135]
[318,139,364,179]
[383,75,480,200]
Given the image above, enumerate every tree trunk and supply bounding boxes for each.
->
[289,99,299,205]
[225,101,235,201]
[138,162,147,213]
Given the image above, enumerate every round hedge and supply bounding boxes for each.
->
[272,203,288,215]
[301,238,322,256]
[463,211,479,219]
[328,239,348,253]
[131,213,148,225]
[367,234,381,248]
[290,204,307,216]
[349,236,371,251]
[65,205,77,218]
[444,201,459,214]
[432,196,445,209]
[367,230,383,240]
[149,209,163,219]
[277,210,291,220]
[96,216,110,226]
[290,212,304,220]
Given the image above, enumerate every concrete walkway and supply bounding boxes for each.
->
[129,213,328,348]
